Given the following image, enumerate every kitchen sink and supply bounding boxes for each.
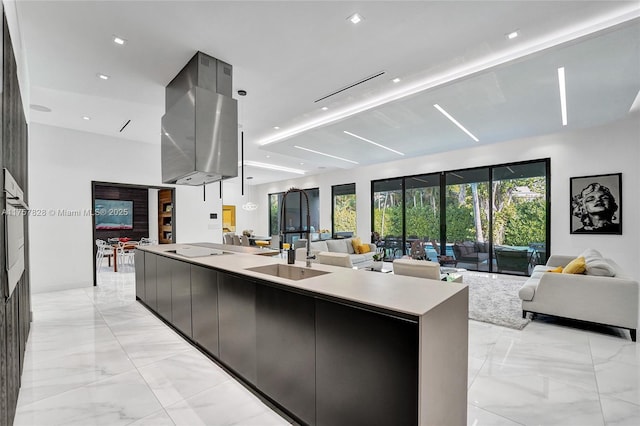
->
[245,264,330,281]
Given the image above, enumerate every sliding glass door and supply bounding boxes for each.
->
[492,161,548,275]
[405,174,440,262]
[371,159,550,275]
[445,168,490,272]
[372,179,404,260]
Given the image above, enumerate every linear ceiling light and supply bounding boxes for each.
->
[242,160,305,175]
[433,104,479,142]
[343,130,404,156]
[294,146,359,164]
[557,67,568,126]
[257,8,638,147]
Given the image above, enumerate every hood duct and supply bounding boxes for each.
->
[161,52,238,185]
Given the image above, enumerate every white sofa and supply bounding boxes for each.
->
[296,238,377,269]
[518,249,638,341]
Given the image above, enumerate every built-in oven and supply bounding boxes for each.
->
[4,168,28,298]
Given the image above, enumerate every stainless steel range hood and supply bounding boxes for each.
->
[161,52,238,185]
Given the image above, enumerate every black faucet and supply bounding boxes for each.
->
[280,187,314,267]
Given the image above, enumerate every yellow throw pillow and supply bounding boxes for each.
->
[351,237,362,253]
[562,256,586,274]
[358,244,371,254]
[547,266,563,273]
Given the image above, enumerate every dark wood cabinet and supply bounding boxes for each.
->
[315,299,419,426]
[144,253,158,310]
[156,256,173,322]
[171,261,192,338]
[191,266,219,357]
[134,250,145,301]
[256,285,316,425]
[218,272,257,384]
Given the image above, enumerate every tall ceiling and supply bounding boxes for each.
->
[12,1,640,184]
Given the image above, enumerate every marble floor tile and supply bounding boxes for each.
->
[468,373,605,425]
[467,404,524,425]
[138,349,233,406]
[478,332,598,393]
[594,359,640,405]
[14,370,164,426]
[600,396,640,426]
[128,409,177,426]
[590,333,640,367]
[14,271,640,425]
[164,380,290,426]
[18,338,136,405]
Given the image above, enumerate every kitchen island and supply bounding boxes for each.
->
[135,243,468,426]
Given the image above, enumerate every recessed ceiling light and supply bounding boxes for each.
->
[294,145,359,164]
[343,130,404,156]
[266,155,271,158]
[557,67,568,126]
[506,30,519,40]
[392,78,401,83]
[82,116,91,121]
[321,106,329,111]
[29,104,52,112]
[347,13,363,24]
[433,104,479,142]
[273,126,280,130]
[243,160,305,175]
[300,162,304,165]
[113,35,126,45]
[97,73,110,80]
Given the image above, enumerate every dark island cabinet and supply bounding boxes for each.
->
[134,253,431,425]
[256,285,316,425]
[156,256,173,322]
[218,272,257,384]
[143,252,157,310]
[190,266,219,357]
[134,250,145,300]
[315,299,419,426]
[171,260,192,338]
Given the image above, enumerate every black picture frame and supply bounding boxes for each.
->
[570,173,622,235]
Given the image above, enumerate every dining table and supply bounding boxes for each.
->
[111,241,139,272]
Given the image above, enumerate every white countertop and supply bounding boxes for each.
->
[138,243,467,318]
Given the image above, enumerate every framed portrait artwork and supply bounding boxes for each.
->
[570,173,622,235]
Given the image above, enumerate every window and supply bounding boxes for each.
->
[332,183,356,238]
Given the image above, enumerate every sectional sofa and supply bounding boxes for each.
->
[295,238,377,269]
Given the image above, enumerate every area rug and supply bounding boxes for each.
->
[461,272,531,330]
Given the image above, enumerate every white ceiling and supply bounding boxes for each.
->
[13,1,640,185]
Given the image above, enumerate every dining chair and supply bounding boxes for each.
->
[117,241,137,268]
[95,239,113,269]
[240,234,250,246]
[232,235,241,246]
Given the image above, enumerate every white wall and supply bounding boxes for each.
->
[253,115,640,280]
[28,123,223,293]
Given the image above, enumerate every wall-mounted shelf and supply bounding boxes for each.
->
[158,189,174,244]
